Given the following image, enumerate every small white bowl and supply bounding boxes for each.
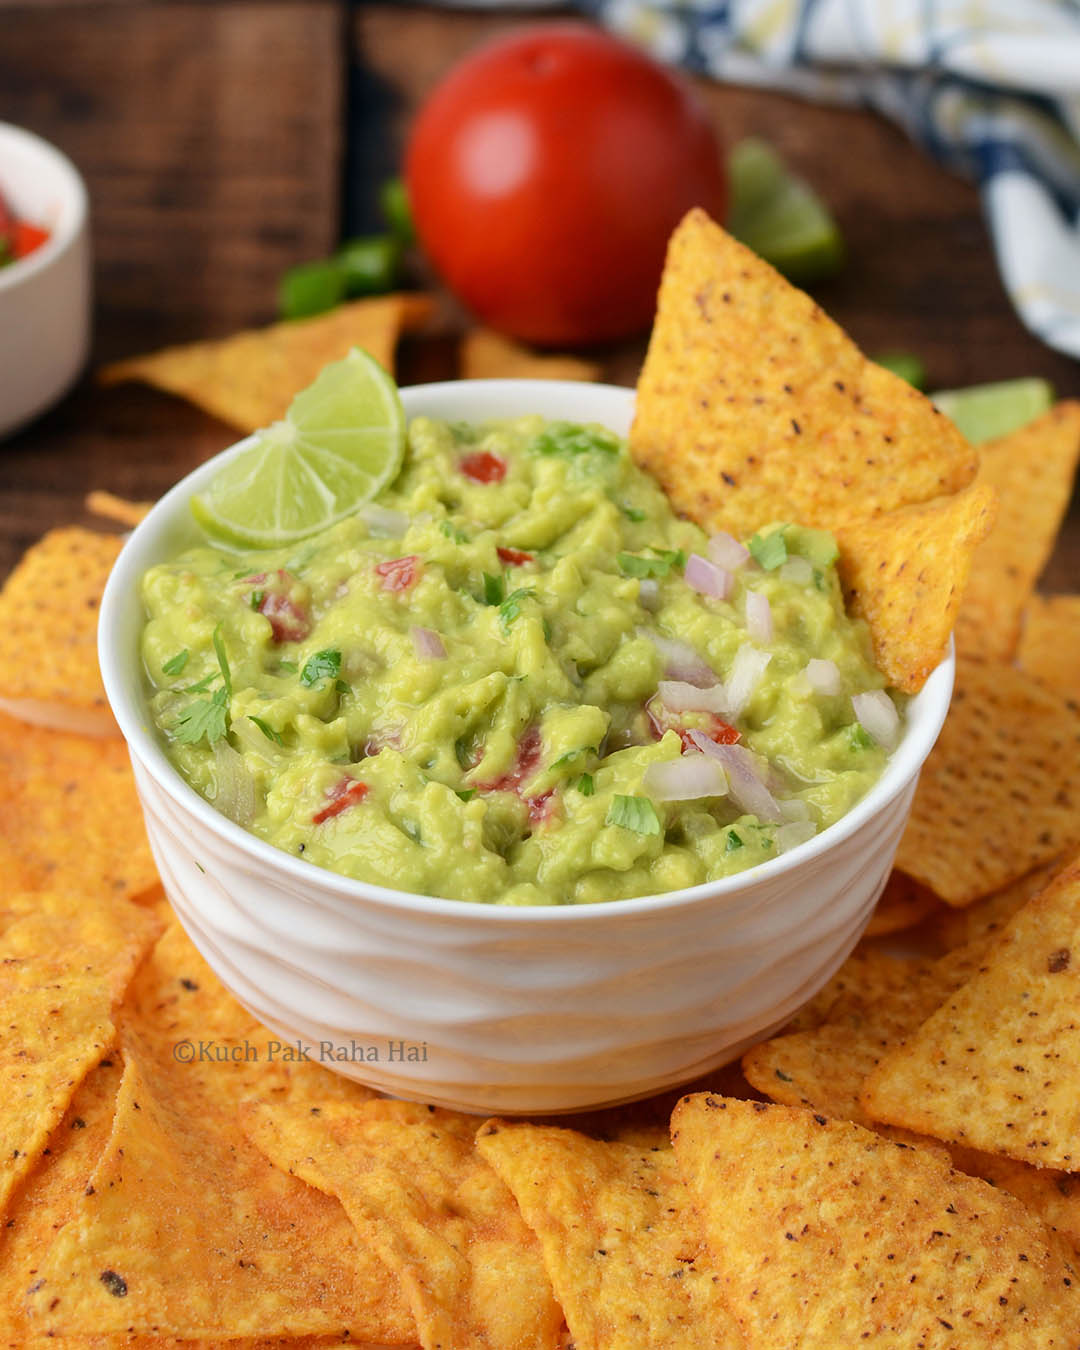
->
[99,380,953,1115]
[0,123,91,440]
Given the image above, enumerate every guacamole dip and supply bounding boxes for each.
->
[141,416,902,905]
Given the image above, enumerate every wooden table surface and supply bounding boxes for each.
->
[1,0,1077,587]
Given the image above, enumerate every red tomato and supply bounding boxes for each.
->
[405,24,726,346]
[12,221,49,260]
[460,450,507,483]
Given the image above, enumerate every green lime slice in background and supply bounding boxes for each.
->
[191,347,406,549]
[727,138,845,284]
[930,377,1055,444]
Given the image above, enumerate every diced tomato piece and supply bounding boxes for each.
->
[312,777,369,825]
[460,451,507,483]
[646,698,739,752]
[245,569,311,643]
[11,220,49,260]
[375,554,421,592]
[527,789,557,825]
[497,546,533,566]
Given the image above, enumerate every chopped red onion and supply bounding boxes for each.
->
[212,740,257,827]
[805,658,842,696]
[640,630,715,687]
[745,590,773,644]
[410,625,446,660]
[776,820,817,854]
[658,680,731,715]
[359,504,409,537]
[780,556,814,585]
[707,530,750,571]
[724,644,771,718]
[638,578,661,611]
[643,754,729,801]
[687,734,783,822]
[685,553,732,600]
[778,797,811,822]
[852,690,901,749]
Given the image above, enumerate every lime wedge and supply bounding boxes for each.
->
[930,378,1054,445]
[191,347,406,549]
[728,138,845,283]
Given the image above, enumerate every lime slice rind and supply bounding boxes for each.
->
[191,347,405,549]
[930,378,1054,444]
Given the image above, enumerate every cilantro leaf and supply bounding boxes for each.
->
[848,723,874,751]
[529,421,621,459]
[578,773,595,796]
[620,505,647,523]
[173,686,229,746]
[748,530,788,570]
[455,788,477,802]
[618,552,679,579]
[726,829,744,852]
[212,624,232,697]
[162,650,189,677]
[440,520,468,544]
[277,659,298,674]
[552,747,593,769]
[499,587,536,633]
[606,794,661,835]
[482,572,505,606]
[248,715,282,745]
[181,673,216,694]
[250,589,265,611]
[300,649,342,687]
[649,546,687,568]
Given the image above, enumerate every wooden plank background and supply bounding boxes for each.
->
[0,0,1076,588]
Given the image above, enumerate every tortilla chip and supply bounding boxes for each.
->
[862,853,1080,1170]
[742,944,990,1125]
[476,1120,741,1349]
[948,1144,1080,1257]
[0,889,163,1003]
[0,964,114,1228]
[244,1101,563,1350]
[633,210,976,534]
[0,529,121,737]
[84,489,152,529]
[26,924,414,1341]
[0,713,158,901]
[836,482,996,692]
[864,871,942,938]
[894,658,1080,905]
[631,210,985,691]
[955,403,1080,661]
[929,858,1064,952]
[671,1094,1080,1346]
[781,945,915,1033]
[461,328,600,382]
[1019,594,1080,701]
[99,294,434,432]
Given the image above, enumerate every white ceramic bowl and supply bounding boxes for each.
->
[99,380,953,1115]
[0,123,91,439]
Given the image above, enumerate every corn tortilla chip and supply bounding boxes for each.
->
[929,858,1064,952]
[0,529,121,737]
[244,1101,563,1350]
[672,1094,1080,1347]
[461,328,599,382]
[862,853,1080,1170]
[781,945,915,1034]
[949,1144,1080,1258]
[894,658,1080,905]
[100,294,434,432]
[631,210,984,691]
[863,871,941,938]
[0,966,114,1230]
[1019,594,1080,702]
[476,1119,741,1349]
[632,210,977,536]
[955,403,1080,661]
[835,482,996,691]
[27,925,415,1341]
[84,489,152,529]
[743,943,990,1126]
[0,713,158,901]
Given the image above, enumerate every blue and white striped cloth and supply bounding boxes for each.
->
[577,0,1080,361]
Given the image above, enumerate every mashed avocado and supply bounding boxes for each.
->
[141,416,901,905]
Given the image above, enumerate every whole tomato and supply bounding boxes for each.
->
[405,24,726,346]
